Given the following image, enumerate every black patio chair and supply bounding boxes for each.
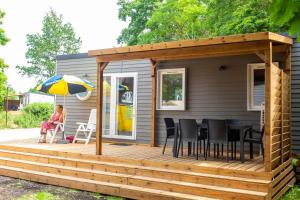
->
[242,126,264,160]
[206,119,229,161]
[225,119,241,160]
[178,119,203,160]
[162,118,176,155]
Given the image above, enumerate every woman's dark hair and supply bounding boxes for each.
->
[57,104,63,109]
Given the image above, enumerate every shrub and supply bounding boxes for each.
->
[14,103,54,128]
[23,103,54,120]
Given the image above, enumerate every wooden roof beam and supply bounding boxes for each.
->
[96,41,270,62]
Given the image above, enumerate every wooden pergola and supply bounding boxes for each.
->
[88,32,293,172]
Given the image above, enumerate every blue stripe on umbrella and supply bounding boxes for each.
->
[68,83,88,94]
[39,75,63,93]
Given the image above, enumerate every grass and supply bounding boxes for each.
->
[0,111,22,129]
[17,191,60,200]
[281,184,300,200]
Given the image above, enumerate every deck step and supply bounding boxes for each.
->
[0,145,270,179]
[0,149,270,192]
[0,156,268,199]
[0,165,213,200]
[0,145,271,199]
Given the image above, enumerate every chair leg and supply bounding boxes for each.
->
[196,140,199,160]
[200,140,202,154]
[193,142,195,156]
[234,141,237,160]
[181,141,184,156]
[221,144,224,157]
[217,144,219,158]
[261,143,264,159]
[226,142,229,162]
[177,137,182,158]
[205,142,209,160]
[162,137,168,155]
[231,142,234,160]
[213,144,216,158]
[85,129,93,145]
[250,143,254,159]
[203,140,206,157]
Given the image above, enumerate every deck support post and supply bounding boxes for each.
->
[150,59,160,147]
[264,42,273,172]
[96,62,109,155]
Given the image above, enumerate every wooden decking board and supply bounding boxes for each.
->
[0,165,213,200]
[0,144,271,179]
[0,156,270,193]
[0,142,295,199]
[0,149,271,184]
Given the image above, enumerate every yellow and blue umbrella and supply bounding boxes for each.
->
[37,75,94,95]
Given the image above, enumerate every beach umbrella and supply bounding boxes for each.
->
[37,74,94,107]
[37,75,95,143]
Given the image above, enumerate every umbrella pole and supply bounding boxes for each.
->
[58,95,67,144]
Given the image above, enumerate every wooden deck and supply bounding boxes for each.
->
[2,141,265,172]
[0,141,294,199]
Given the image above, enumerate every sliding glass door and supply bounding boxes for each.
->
[102,73,137,140]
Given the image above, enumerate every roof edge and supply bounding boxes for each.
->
[56,53,88,61]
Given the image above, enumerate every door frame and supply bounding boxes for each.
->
[102,72,138,140]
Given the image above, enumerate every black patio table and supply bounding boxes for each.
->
[173,122,252,162]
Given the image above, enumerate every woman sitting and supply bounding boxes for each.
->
[39,105,64,143]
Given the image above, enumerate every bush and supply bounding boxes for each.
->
[14,103,54,128]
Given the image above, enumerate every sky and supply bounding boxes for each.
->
[0,0,127,93]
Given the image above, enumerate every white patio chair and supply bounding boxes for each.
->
[49,112,67,144]
[73,109,96,145]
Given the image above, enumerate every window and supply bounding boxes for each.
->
[247,63,265,111]
[157,68,186,110]
[247,62,278,111]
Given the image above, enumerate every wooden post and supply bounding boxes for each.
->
[96,62,109,155]
[150,59,159,147]
[264,42,272,172]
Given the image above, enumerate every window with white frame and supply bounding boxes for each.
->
[247,63,265,111]
[157,68,186,110]
[247,62,278,111]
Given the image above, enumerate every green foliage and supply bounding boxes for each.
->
[14,103,54,128]
[281,185,300,200]
[205,0,283,36]
[270,0,300,39]
[117,0,161,45]
[16,9,82,82]
[17,191,60,200]
[0,9,9,110]
[117,0,285,45]
[139,0,207,43]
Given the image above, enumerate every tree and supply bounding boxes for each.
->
[117,0,285,45]
[16,9,82,82]
[117,0,161,45]
[138,0,207,44]
[205,0,283,37]
[270,0,300,39]
[0,9,9,109]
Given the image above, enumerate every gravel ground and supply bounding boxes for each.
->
[0,175,125,200]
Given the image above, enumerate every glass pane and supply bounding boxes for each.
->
[102,76,111,135]
[116,77,134,137]
[253,69,265,106]
[162,73,183,107]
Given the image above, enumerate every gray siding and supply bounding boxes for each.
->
[156,55,274,145]
[56,58,152,144]
[292,41,300,154]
